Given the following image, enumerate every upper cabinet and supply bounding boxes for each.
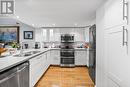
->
[35,29,42,42]
[35,28,87,42]
[49,29,60,42]
[35,29,48,42]
[53,29,60,42]
[74,29,86,42]
[104,0,128,29]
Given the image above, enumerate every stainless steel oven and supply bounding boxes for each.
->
[60,34,75,67]
[60,58,75,67]
[60,49,74,57]
[60,49,75,67]
[61,34,74,42]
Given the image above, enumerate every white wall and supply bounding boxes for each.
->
[96,3,106,87]
[84,27,89,42]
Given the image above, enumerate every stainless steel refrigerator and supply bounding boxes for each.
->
[89,24,96,84]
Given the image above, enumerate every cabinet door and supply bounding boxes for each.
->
[47,51,51,65]
[51,50,60,65]
[29,55,44,87]
[105,26,130,87]
[44,52,50,71]
[54,29,60,42]
[75,50,87,65]
[104,0,125,29]
[75,29,85,42]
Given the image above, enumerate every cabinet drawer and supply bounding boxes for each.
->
[29,55,43,66]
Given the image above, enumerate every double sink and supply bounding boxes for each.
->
[14,51,41,57]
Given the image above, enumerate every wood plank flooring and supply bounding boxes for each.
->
[35,66,94,87]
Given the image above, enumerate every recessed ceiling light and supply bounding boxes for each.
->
[74,23,77,26]
[32,24,34,26]
[52,24,55,26]
[16,16,19,19]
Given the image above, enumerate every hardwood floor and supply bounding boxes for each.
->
[35,66,94,87]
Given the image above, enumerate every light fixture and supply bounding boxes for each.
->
[32,24,34,26]
[52,24,55,26]
[74,23,77,26]
[16,16,19,19]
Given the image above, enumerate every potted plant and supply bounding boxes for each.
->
[9,42,20,54]
[11,41,20,49]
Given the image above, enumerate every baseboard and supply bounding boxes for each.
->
[75,65,87,67]
[50,64,60,67]
[51,64,88,67]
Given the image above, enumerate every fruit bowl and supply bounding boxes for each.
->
[0,48,7,56]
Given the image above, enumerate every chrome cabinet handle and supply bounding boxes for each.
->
[123,26,128,46]
[123,0,129,24]
[123,26,125,46]
[123,0,125,20]
[126,28,128,46]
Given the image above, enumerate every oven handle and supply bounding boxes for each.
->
[61,50,74,52]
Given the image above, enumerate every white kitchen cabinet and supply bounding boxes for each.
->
[42,29,48,42]
[29,52,50,87]
[50,50,60,65]
[54,29,60,42]
[105,26,130,87]
[35,29,48,42]
[75,50,87,65]
[85,27,89,42]
[74,29,85,42]
[29,54,45,87]
[46,51,51,67]
[104,0,127,29]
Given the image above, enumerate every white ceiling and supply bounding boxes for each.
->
[14,0,105,27]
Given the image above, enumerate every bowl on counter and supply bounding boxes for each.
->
[0,48,7,56]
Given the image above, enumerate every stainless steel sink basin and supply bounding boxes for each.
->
[28,51,41,54]
[13,51,41,57]
[13,54,32,57]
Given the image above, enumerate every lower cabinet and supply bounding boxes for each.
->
[29,53,50,87]
[75,50,88,65]
[50,50,60,65]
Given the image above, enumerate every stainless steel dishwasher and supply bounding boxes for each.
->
[0,62,29,87]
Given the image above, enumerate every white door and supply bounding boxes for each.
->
[105,26,130,87]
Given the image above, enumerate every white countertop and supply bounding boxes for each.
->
[0,48,88,72]
[50,48,88,50]
[0,48,50,72]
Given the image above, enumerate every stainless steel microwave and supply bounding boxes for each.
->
[61,34,74,42]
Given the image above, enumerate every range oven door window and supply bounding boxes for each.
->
[61,58,74,64]
[60,49,74,57]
